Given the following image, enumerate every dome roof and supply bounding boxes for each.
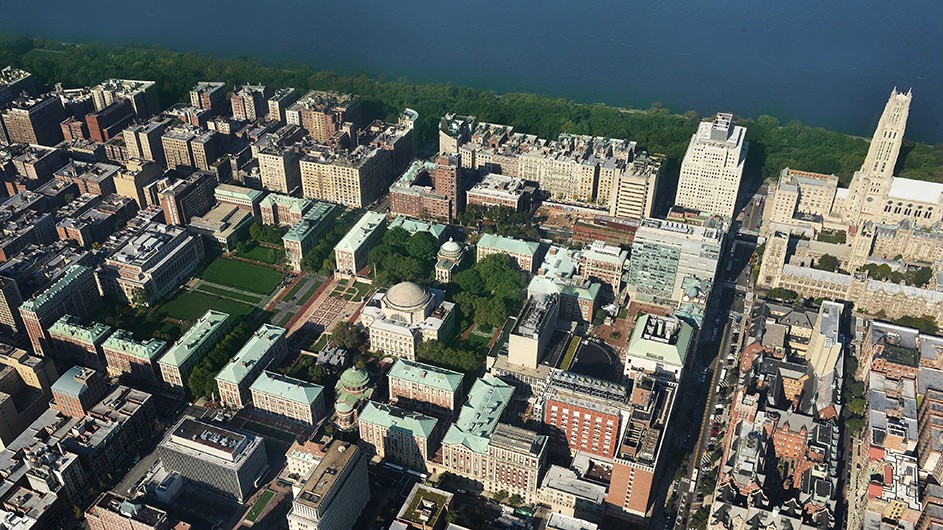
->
[440,238,462,255]
[339,367,369,389]
[385,281,431,310]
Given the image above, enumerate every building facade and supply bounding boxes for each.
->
[674,113,748,218]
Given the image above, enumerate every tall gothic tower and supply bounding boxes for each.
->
[842,88,912,224]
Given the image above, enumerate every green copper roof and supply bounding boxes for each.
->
[250,370,323,406]
[387,216,446,241]
[388,359,463,393]
[51,366,97,398]
[20,265,91,313]
[48,314,113,346]
[441,376,514,454]
[626,313,694,368]
[159,310,230,368]
[283,202,336,243]
[359,401,439,439]
[477,233,540,258]
[259,193,314,215]
[215,183,263,202]
[215,324,286,385]
[339,367,370,389]
[102,329,167,361]
[335,211,386,254]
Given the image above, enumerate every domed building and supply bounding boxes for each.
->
[435,238,466,283]
[334,366,373,430]
[358,281,455,360]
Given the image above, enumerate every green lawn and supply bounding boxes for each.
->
[465,331,492,352]
[245,490,275,522]
[201,258,285,294]
[240,244,284,265]
[560,336,580,371]
[196,284,265,305]
[284,278,308,301]
[297,280,324,304]
[158,291,256,321]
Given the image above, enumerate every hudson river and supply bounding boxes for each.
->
[3,0,942,142]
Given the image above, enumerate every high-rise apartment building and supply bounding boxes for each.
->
[299,120,413,208]
[19,264,101,356]
[90,79,159,117]
[189,81,227,113]
[608,152,663,220]
[1,95,66,146]
[113,158,162,208]
[161,127,220,171]
[231,85,268,122]
[158,170,217,225]
[0,276,23,333]
[0,66,36,107]
[54,160,119,196]
[257,145,301,194]
[85,99,134,143]
[122,118,169,167]
[674,113,748,218]
[286,90,361,142]
[267,87,297,123]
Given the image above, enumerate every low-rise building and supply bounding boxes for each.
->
[189,202,253,251]
[359,282,456,361]
[334,211,386,276]
[47,314,113,370]
[358,401,440,471]
[393,484,453,530]
[157,417,268,503]
[439,377,547,503]
[215,324,288,409]
[624,313,694,381]
[158,310,230,390]
[466,173,530,212]
[476,233,541,274]
[283,202,337,271]
[250,370,326,426]
[96,222,205,306]
[387,359,464,417]
[102,329,167,381]
[214,183,264,217]
[537,465,607,523]
[259,192,313,227]
[86,492,190,530]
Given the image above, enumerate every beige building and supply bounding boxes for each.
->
[674,113,748,219]
[608,152,663,220]
[762,168,839,236]
[285,90,361,142]
[250,370,326,426]
[287,441,369,530]
[114,158,162,208]
[387,359,464,414]
[334,211,386,276]
[357,401,440,471]
[438,377,547,504]
[359,282,456,360]
[158,310,230,390]
[299,120,413,208]
[215,324,288,410]
[257,145,301,194]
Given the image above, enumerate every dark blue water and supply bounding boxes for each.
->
[3,0,942,142]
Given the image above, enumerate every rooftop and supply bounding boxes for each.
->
[48,314,113,345]
[215,324,286,385]
[102,329,167,361]
[387,216,446,241]
[388,359,464,393]
[296,441,360,510]
[477,233,540,258]
[441,376,514,453]
[20,264,91,314]
[159,310,230,368]
[359,401,439,439]
[626,314,694,369]
[335,211,386,254]
[51,365,99,398]
[250,370,323,406]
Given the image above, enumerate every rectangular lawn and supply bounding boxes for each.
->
[201,258,284,294]
[196,284,264,305]
[158,291,256,321]
[245,489,275,522]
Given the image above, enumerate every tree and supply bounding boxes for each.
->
[331,321,366,350]
[406,232,438,263]
[593,309,606,325]
[493,490,508,502]
[767,287,798,302]
[914,266,933,287]
[508,494,522,506]
[814,254,840,272]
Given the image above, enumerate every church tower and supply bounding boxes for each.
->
[842,88,912,224]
